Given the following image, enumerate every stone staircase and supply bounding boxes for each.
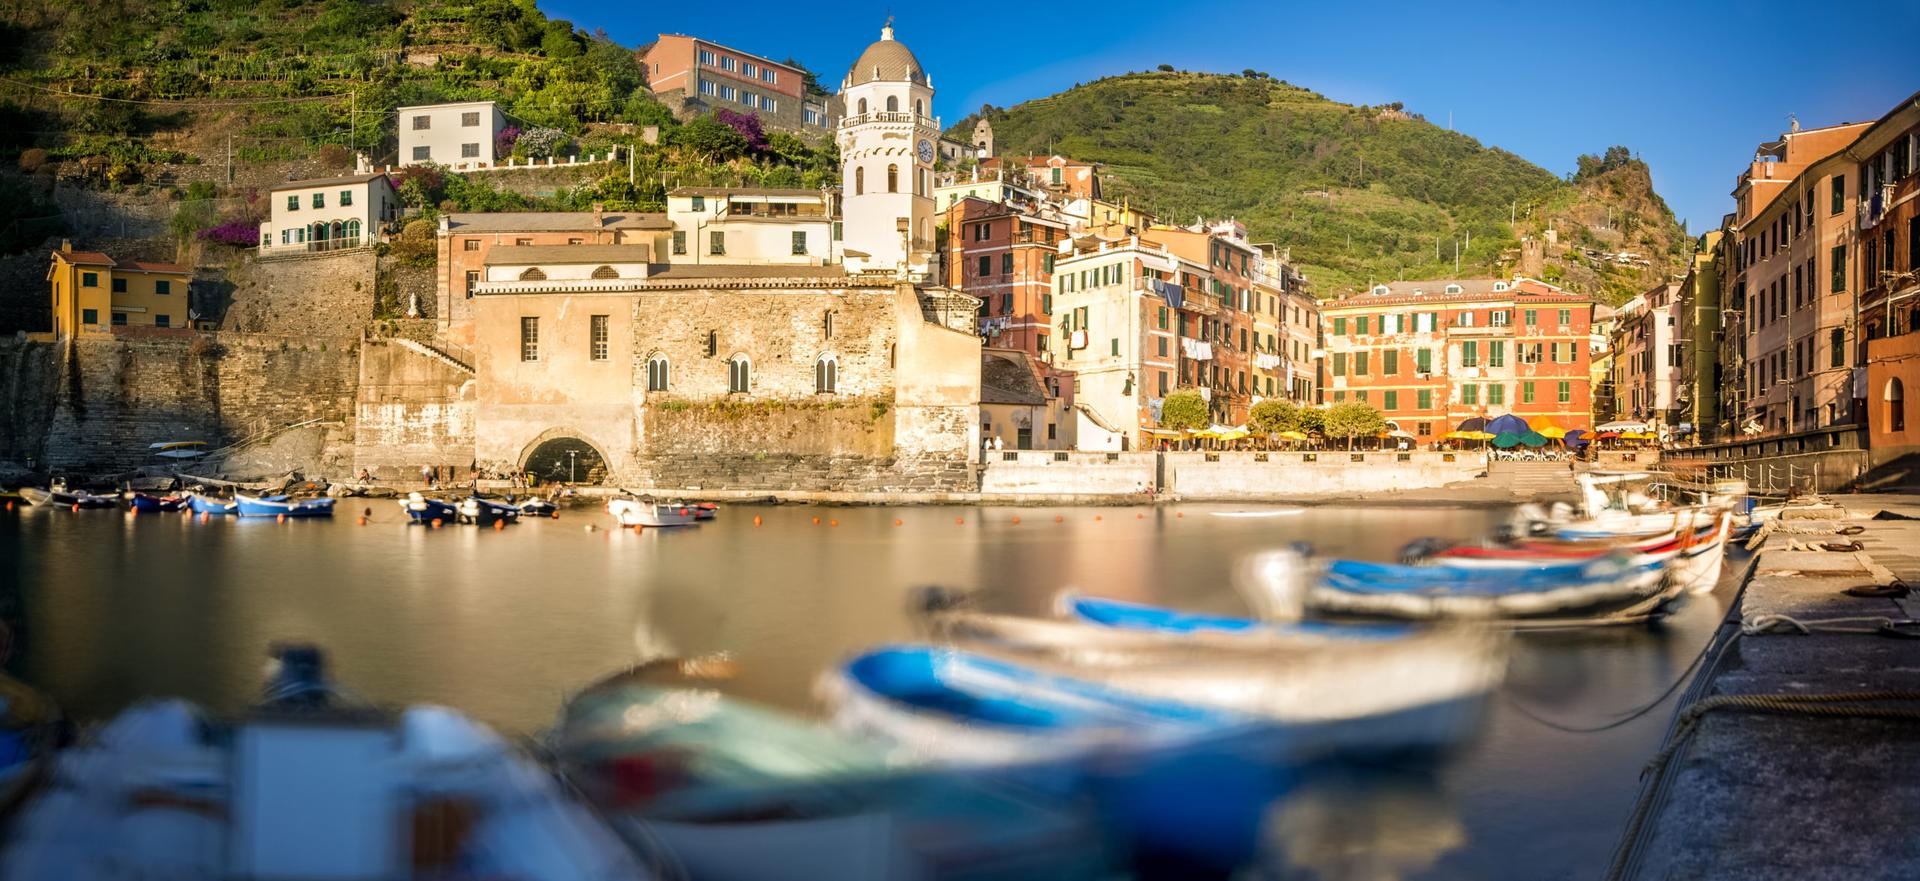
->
[389,337,474,374]
[1490,460,1579,500]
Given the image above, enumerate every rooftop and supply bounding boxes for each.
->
[669,187,827,199]
[648,263,846,279]
[846,25,925,87]
[269,172,392,193]
[1326,277,1588,309]
[52,249,115,267]
[483,244,655,265]
[445,212,671,233]
[122,261,191,274]
[981,352,1049,406]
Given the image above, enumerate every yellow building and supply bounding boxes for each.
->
[47,242,191,337]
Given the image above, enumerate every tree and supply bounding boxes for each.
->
[1248,399,1299,435]
[1156,64,1175,72]
[1160,389,1209,431]
[1323,401,1386,449]
[516,126,570,159]
[673,115,750,163]
[713,108,767,152]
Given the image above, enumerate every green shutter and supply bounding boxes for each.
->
[1333,352,1346,376]
[1416,348,1432,373]
[1522,381,1535,404]
[1417,389,1432,410]
[1384,390,1398,411]
[1384,350,1398,374]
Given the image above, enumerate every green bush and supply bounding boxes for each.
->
[1159,389,1209,430]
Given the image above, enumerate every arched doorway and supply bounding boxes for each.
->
[522,435,609,485]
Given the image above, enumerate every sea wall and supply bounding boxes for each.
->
[980,451,1158,494]
[976,450,1488,499]
[1663,425,1873,495]
[352,338,476,479]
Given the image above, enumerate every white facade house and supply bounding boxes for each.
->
[664,187,839,266]
[258,173,401,255]
[836,24,938,275]
[398,101,506,169]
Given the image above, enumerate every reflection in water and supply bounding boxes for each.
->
[1265,766,1465,881]
[0,503,1731,879]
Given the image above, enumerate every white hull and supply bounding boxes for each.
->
[606,499,698,527]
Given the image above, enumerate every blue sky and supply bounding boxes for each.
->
[543,0,1919,232]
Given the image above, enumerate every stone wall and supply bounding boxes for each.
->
[980,451,1157,494]
[1167,451,1486,499]
[352,338,476,479]
[30,331,359,475]
[220,249,376,338]
[0,338,61,465]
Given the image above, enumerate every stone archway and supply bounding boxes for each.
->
[520,432,610,485]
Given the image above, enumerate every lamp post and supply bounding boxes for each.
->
[567,450,578,485]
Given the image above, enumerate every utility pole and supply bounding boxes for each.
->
[1454,240,1460,274]
[226,134,232,185]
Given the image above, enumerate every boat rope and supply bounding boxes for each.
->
[1741,613,1920,637]
[1500,633,1725,734]
[1604,691,1920,881]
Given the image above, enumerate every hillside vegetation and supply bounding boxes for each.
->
[954,72,1687,303]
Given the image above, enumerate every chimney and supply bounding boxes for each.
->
[592,202,605,227]
[60,239,72,253]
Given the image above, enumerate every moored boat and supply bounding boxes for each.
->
[0,644,648,881]
[516,498,559,516]
[458,496,522,525]
[19,485,118,509]
[399,492,458,523]
[127,492,189,514]
[606,497,699,528]
[1238,548,1680,623]
[187,493,239,516]
[234,493,335,518]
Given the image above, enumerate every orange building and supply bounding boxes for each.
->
[435,211,672,337]
[978,155,1102,201]
[638,34,831,130]
[1321,278,1594,443]
[943,196,1069,356]
[1853,92,1919,467]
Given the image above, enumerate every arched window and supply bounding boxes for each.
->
[823,310,835,339]
[591,265,619,279]
[816,354,838,394]
[886,95,898,112]
[345,219,362,245]
[519,267,547,281]
[1444,283,1463,294]
[855,166,865,195]
[887,164,898,193]
[646,355,669,392]
[1889,377,1907,433]
[914,98,923,117]
[728,355,751,394]
[857,98,867,116]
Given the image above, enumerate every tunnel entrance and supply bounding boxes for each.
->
[522,436,608,485]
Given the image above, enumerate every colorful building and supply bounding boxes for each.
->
[1320,278,1594,444]
[664,187,840,266]
[435,211,673,334]
[979,155,1101,201]
[1610,282,1683,434]
[258,172,401,256]
[943,196,1068,356]
[1673,231,1723,439]
[835,24,939,275]
[47,242,192,337]
[1852,91,1920,469]
[639,34,830,131]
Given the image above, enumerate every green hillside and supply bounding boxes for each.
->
[952,71,1688,302]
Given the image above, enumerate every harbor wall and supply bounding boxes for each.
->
[980,451,1158,495]
[1662,425,1873,495]
[974,450,1488,499]
[352,338,476,479]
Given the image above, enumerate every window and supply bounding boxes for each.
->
[672,231,687,255]
[156,280,173,295]
[1462,384,1478,405]
[1457,311,1475,327]
[1557,380,1572,404]
[742,62,757,78]
[111,277,126,293]
[461,111,480,127]
[412,146,430,161]
[710,231,726,255]
[465,270,479,299]
[287,195,300,211]
[762,97,777,114]
[462,239,481,252]
[1157,336,1168,356]
[1524,309,1537,326]
[1334,391,1346,402]
[1354,389,1365,402]
[698,49,716,65]
[1489,340,1505,368]
[1001,253,1014,275]
[1356,316,1370,335]
[520,317,538,361]
[312,192,325,209]
[720,56,735,72]
[792,231,807,255]
[1416,348,1432,373]
[1831,327,1845,368]
[718,85,735,102]
[1491,310,1509,326]
[1384,390,1398,411]
[1384,349,1398,374]
[1488,384,1504,406]
[1522,382,1535,404]
[728,356,751,393]
[1333,317,1347,335]
[699,79,716,96]
[1332,352,1347,376]
[815,355,837,393]
[1558,308,1572,326]
[590,265,618,280]
[82,308,97,325]
[1051,167,1063,185]
[763,69,776,84]
[461,143,480,158]
[976,256,991,278]
[112,311,127,326]
[886,96,898,112]
[887,164,899,193]
[1461,340,1479,367]
[518,267,546,281]
[1831,175,1845,215]
[412,115,430,130]
[1831,245,1846,292]
[81,272,98,288]
[647,356,669,392]
[1355,351,1370,376]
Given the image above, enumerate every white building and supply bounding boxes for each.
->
[398,101,507,169]
[258,173,401,255]
[663,187,839,266]
[835,24,938,275]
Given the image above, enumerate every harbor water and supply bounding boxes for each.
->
[0,502,1731,879]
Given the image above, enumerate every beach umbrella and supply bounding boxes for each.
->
[1595,431,1620,440]
[1455,417,1487,433]
[1492,432,1523,448]
[1562,429,1587,446]
[1485,414,1530,435]
[1278,430,1310,441]
[1464,431,1496,441]
[1519,431,1548,447]
[1538,425,1568,439]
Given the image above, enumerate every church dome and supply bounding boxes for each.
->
[847,25,926,87]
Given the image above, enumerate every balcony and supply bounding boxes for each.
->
[841,111,933,128]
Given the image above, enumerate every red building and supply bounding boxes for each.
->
[639,34,831,131]
[1321,278,1594,443]
[943,196,1069,356]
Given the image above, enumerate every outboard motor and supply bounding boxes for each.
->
[262,642,333,710]
[1398,537,1454,564]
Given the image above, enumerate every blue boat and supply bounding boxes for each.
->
[1062,594,1411,640]
[458,496,521,525]
[516,498,558,517]
[398,492,458,523]
[128,492,188,513]
[187,494,239,516]
[233,494,335,518]
[827,645,1296,869]
[1253,546,1680,621]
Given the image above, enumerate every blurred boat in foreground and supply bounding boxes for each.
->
[1,644,646,881]
[551,658,1113,881]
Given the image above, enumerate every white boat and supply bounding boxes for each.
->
[606,498,699,527]
[1,648,648,881]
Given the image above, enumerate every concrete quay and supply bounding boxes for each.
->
[1614,494,1920,880]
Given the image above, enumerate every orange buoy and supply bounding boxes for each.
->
[1054,515,1064,523]
[679,507,690,516]
[829,519,840,527]
[812,516,822,525]
[494,520,505,531]
[634,524,645,533]
[4,501,11,511]
[201,512,210,522]
[1094,515,1102,521]
[1176,512,1184,518]
[955,517,964,525]
[894,519,903,527]
[753,515,763,526]
[551,511,559,519]
[357,516,367,526]
[1137,513,1145,519]
[430,518,442,528]
[71,503,79,512]
[276,514,287,523]
[1011,516,1021,524]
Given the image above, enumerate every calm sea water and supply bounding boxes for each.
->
[0,501,1731,879]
